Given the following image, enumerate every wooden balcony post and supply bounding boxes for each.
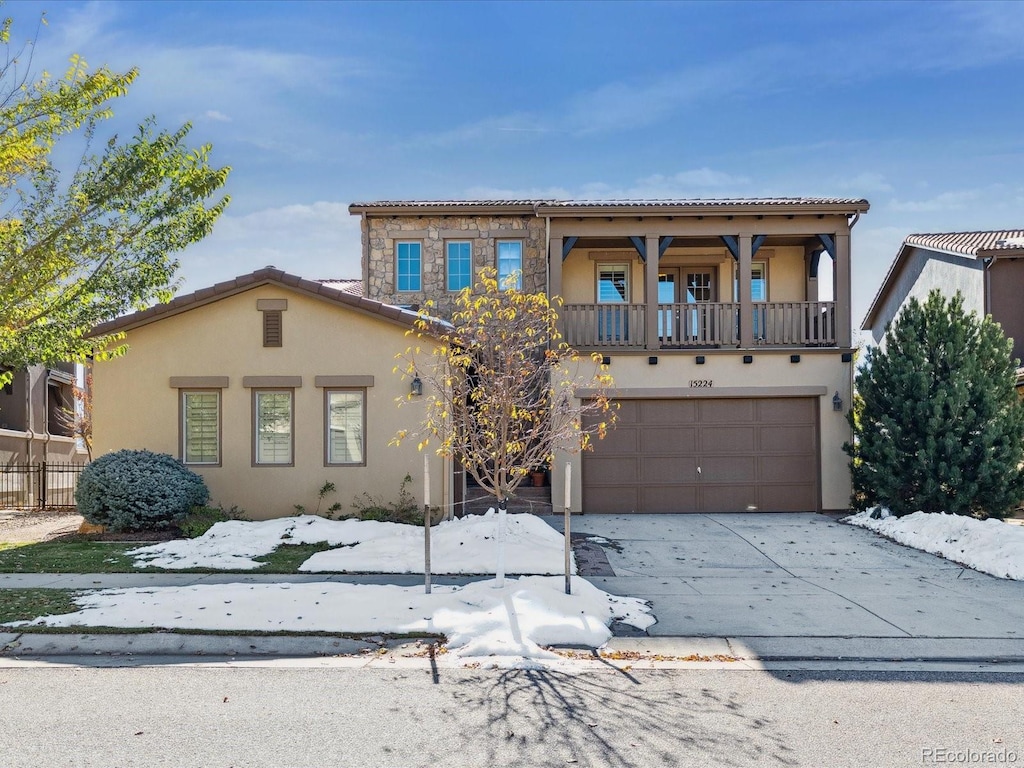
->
[738,234,754,348]
[645,234,660,350]
[549,236,564,339]
[834,232,851,347]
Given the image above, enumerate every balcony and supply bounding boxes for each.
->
[562,301,836,349]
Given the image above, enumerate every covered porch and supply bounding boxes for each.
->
[543,200,864,352]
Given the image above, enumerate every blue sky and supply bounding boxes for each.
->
[11,0,1024,328]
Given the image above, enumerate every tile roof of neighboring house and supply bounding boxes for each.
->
[903,230,1024,258]
[90,267,419,337]
[317,278,363,296]
[862,229,1024,330]
[349,198,870,216]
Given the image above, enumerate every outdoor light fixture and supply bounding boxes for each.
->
[833,391,843,411]
[601,355,611,366]
[648,356,658,365]
[695,355,706,365]
[743,355,753,364]
[790,354,801,364]
[410,376,423,396]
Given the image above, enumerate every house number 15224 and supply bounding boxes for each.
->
[689,379,713,388]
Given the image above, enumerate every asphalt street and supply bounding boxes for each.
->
[0,664,1022,768]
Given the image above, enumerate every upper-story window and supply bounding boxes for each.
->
[598,265,629,303]
[733,262,767,301]
[396,241,422,292]
[497,240,522,290]
[446,241,472,292]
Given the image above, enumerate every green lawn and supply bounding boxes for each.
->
[0,540,338,574]
[0,588,80,624]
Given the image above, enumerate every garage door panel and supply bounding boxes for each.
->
[700,399,755,423]
[702,484,759,512]
[584,487,639,514]
[759,425,816,452]
[641,456,697,483]
[599,426,640,454]
[760,484,817,512]
[759,454,813,479]
[642,485,698,513]
[582,457,640,485]
[700,456,756,482]
[701,426,756,453]
[642,399,697,425]
[757,398,816,423]
[642,427,697,454]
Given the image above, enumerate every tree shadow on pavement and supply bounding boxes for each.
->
[443,666,799,768]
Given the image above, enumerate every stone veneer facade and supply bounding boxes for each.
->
[363,214,548,319]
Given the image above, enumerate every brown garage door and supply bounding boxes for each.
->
[582,398,819,513]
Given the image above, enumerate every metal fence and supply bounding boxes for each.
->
[0,462,85,509]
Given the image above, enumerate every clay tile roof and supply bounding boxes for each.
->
[89,268,418,337]
[317,279,364,296]
[862,229,1024,330]
[349,197,869,216]
[903,230,1024,258]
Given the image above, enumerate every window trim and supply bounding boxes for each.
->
[252,388,295,467]
[445,240,473,292]
[395,240,423,293]
[180,389,222,467]
[323,388,367,467]
[496,239,523,291]
[732,260,769,302]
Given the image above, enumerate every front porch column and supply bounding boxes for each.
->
[645,234,660,350]
[549,235,563,299]
[738,234,754,348]
[834,232,851,347]
[805,246,820,302]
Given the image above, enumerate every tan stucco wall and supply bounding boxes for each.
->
[92,285,446,519]
[551,349,853,513]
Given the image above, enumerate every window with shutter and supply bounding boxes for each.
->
[182,391,220,465]
[255,390,293,465]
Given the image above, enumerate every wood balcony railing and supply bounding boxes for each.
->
[562,301,836,349]
[562,303,646,348]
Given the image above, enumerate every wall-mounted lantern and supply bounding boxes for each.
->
[411,376,423,397]
[832,391,843,411]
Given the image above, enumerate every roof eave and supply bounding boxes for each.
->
[535,201,870,218]
[348,202,540,217]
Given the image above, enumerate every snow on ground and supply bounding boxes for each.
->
[9,576,653,665]
[129,511,575,575]
[845,509,1024,580]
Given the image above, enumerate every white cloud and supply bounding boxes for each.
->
[837,172,893,195]
[888,190,981,213]
[175,202,362,293]
[204,110,232,123]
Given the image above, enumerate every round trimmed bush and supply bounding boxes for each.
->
[76,449,210,532]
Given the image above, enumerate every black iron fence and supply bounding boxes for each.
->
[0,462,85,509]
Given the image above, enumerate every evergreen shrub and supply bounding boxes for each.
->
[76,449,210,531]
[847,291,1024,518]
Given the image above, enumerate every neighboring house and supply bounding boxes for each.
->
[0,363,84,465]
[862,230,1024,393]
[89,268,447,519]
[349,198,869,514]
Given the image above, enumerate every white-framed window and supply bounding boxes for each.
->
[325,389,365,466]
[497,240,523,290]
[182,390,221,465]
[597,264,629,303]
[254,390,293,466]
[446,241,472,292]
[396,241,422,292]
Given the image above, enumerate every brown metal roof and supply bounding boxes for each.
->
[90,267,419,337]
[349,197,869,217]
[862,229,1024,330]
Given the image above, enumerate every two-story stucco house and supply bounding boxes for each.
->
[862,230,1024,393]
[349,198,870,515]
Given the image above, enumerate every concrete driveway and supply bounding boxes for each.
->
[547,512,1024,661]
